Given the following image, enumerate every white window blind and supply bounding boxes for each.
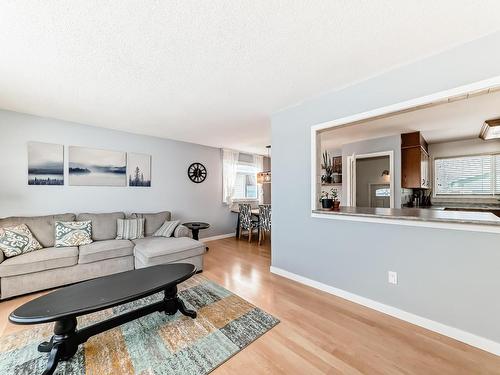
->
[496,155,500,193]
[435,155,493,195]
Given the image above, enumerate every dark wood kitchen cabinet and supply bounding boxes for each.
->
[401,132,430,189]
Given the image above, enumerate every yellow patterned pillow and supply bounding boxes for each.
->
[0,224,43,258]
[55,221,93,247]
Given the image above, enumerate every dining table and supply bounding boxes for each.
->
[231,207,259,237]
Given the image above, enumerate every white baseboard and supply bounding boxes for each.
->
[201,233,235,242]
[270,266,500,356]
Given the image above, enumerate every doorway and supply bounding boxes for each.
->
[346,151,394,208]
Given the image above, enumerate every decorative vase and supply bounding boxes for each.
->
[333,200,340,210]
[321,198,333,209]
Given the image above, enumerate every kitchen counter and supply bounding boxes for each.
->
[313,206,500,226]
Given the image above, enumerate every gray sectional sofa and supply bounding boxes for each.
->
[0,211,206,299]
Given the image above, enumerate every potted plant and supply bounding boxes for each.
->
[319,189,335,209]
[331,190,340,210]
[321,151,334,184]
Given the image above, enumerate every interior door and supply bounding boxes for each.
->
[370,184,390,208]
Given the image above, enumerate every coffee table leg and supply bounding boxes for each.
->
[38,336,54,352]
[40,317,79,375]
[42,342,62,375]
[164,286,197,319]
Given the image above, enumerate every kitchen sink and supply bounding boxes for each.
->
[443,207,500,218]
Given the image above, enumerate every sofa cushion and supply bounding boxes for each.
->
[76,212,125,241]
[78,239,134,264]
[0,246,78,277]
[153,220,179,237]
[0,224,43,258]
[173,224,190,238]
[130,211,171,236]
[116,218,145,240]
[0,213,75,248]
[133,237,205,267]
[55,220,93,247]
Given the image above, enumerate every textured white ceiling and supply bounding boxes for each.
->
[1,1,500,154]
[321,90,500,150]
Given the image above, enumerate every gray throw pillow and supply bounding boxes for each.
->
[153,220,180,238]
[116,218,145,240]
[55,221,93,247]
[0,224,43,258]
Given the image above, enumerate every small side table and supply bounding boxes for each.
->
[183,222,210,251]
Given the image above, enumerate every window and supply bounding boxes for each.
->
[434,154,500,196]
[222,149,263,203]
[232,164,258,200]
[375,188,391,197]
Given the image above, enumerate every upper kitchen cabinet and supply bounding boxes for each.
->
[401,131,430,189]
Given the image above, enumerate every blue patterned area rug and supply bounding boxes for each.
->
[0,275,279,374]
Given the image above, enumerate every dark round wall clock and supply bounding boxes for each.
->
[187,162,207,183]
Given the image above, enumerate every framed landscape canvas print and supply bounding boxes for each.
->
[69,146,126,186]
[128,152,151,187]
[28,142,64,185]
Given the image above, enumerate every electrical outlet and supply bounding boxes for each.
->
[388,271,398,285]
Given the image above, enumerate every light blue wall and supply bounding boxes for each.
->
[271,32,500,342]
[0,110,236,239]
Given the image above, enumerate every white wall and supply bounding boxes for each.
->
[429,138,500,158]
[0,110,236,238]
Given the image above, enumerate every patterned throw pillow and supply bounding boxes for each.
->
[116,218,145,240]
[0,224,43,258]
[55,221,93,247]
[153,220,180,237]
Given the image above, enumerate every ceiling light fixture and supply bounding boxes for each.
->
[480,118,500,140]
[257,145,271,184]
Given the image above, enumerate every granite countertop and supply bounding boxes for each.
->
[312,206,500,226]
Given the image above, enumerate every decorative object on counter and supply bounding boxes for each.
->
[187,162,207,183]
[28,142,64,186]
[320,188,336,209]
[127,152,152,187]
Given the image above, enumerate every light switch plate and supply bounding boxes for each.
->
[388,271,398,285]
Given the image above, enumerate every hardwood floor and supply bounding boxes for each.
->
[202,237,500,375]
[0,237,499,374]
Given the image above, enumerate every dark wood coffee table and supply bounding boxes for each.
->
[9,263,197,375]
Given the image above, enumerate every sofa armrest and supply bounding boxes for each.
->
[173,225,190,238]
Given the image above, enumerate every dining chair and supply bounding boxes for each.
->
[258,204,271,245]
[238,203,259,242]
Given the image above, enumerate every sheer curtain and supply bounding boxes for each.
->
[222,149,239,204]
[255,155,264,204]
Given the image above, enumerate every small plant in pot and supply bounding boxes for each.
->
[319,189,335,209]
[331,190,340,210]
[321,151,334,184]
